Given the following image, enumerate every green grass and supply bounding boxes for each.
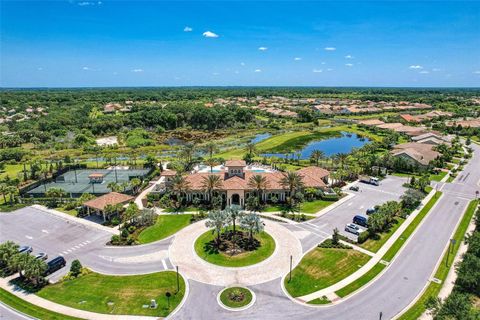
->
[0,203,28,212]
[0,288,84,320]
[300,199,337,214]
[0,164,24,179]
[56,206,78,216]
[37,271,185,317]
[138,214,193,244]
[392,171,447,182]
[163,207,198,213]
[219,287,253,308]
[335,263,387,298]
[359,217,406,253]
[307,296,332,305]
[398,199,479,320]
[284,247,371,297]
[194,230,275,267]
[382,191,442,262]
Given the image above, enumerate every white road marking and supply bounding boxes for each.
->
[161,259,168,270]
[62,251,69,255]
[347,202,353,206]
[42,229,49,233]
[25,235,33,239]
[360,205,364,209]
[74,245,80,249]
[67,249,72,253]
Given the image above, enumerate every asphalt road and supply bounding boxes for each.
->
[173,144,480,320]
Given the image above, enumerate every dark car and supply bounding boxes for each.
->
[44,256,66,275]
[353,215,368,227]
[18,246,33,254]
[349,186,359,192]
[366,207,376,215]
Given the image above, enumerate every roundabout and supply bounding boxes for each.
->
[194,228,276,267]
[217,286,256,311]
[169,219,303,286]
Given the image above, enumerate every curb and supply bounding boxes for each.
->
[216,286,256,312]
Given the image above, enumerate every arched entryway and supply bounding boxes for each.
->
[231,193,240,205]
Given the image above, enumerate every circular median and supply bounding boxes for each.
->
[218,286,255,311]
[194,228,276,267]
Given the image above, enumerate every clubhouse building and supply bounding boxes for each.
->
[159,160,330,208]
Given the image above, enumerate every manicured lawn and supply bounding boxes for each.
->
[0,288,83,320]
[382,191,442,262]
[219,287,253,308]
[56,206,78,216]
[0,203,28,212]
[284,247,371,297]
[194,230,275,267]
[138,214,193,244]
[430,171,447,182]
[163,207,198,213]
[37,271,186,317]
[398,200,479,320]
[0,164,24,179]
[300,199,337,214]
[359,217,406,253]
[335,263,386,298]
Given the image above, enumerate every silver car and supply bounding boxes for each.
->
[345,223,361,235]
[34,252,48,261]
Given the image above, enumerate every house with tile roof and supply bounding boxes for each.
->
[390,142,440,168]
[162,161,329,208]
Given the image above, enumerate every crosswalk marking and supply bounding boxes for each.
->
[161,259,168,270]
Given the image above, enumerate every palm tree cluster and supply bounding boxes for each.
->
[0,241,47,286]
[205,206,264,248]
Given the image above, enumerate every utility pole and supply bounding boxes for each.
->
[176,266,180,293]
[289,255,293,282]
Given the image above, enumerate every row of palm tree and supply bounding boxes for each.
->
[0,241,47,286]
[106,178,142,194]
[0,183,19,205]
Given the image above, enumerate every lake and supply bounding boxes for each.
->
[251,133,272,144]
[261,132,369,159]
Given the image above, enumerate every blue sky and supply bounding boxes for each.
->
[1,1,479,87]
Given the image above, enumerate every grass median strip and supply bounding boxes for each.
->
[37,271,186,317]
[0,288,83,320]
[335,263,387,298]
[284,247,371,297]
[359,217,406,253]
[138,214,193,244]
[397,199,479,320]
[382,191,442,262]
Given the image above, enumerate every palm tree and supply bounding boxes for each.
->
[171,174,191,199]
[107,182,121,192]
[280,171,304,195]
[24,257,47,286]
[180,143,196,165]
[201,175,223,204]
[247,174,269,203]
[245,142,257,157]
[335,153,349,169]
[205,210,230,245]
[205,158,218,173]
[240,213,264,241]
[205,142,218,159]
[0,183,8,204]
[6,186,18,205]
[0,241,19,268]
[227,205,245,235]
[9,253,30,278]
[310,150,325,167]
[130,178,141,194]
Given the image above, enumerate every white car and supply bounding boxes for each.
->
[34,252,48,261]
[345,223,361,235]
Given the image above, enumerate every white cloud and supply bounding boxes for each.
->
[131,69,144,73]
[82,66,91,70]
[258,47,268,51]
[212,72,220,76]
[203,31,219,38]
[327,68,333,71]
[77,1,100,6]
[183,26,193,32]
[324,47,336,51]
[419,70,430,74]
[234,70,240,74]
[321,62,326,65]
[312,69,323,73]
[345,63,354,67]
[473,71,480,74]
[294,57,302,61]
[37,67,43,71]
[240,62,245,66]
[409,65,423,69]
[345,55,353,59]
[432,68,441,72]
[254,69,262,73]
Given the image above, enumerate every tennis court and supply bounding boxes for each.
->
[25,168,150,197]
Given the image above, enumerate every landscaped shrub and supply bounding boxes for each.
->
[357,231,370,244]
[318,239,351,249]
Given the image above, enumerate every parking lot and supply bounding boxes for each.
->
[0,206,112,279]
[288,175,408,252]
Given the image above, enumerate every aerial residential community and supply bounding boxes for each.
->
[1,1,479,320]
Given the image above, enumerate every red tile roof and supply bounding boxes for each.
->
[161,169,177,176]
[83,192,134,211]
[225,160,246,167]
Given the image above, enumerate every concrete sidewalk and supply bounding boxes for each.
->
[0,275,157,320]
[296,189,439,302]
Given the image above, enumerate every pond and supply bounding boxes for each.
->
[250,133,272,144]
[261,132,369,160]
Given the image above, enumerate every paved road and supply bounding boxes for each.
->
[0,302,33,320]
[174,144,480,320]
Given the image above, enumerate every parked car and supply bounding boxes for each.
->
[44,256,66,275]
[353,215,368,227]
[18,246,32,254]
[366,207,376,215]
[34,252,48,261]
[359,175,380,186]
[345,223,361,235]
[349,186,359,191]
